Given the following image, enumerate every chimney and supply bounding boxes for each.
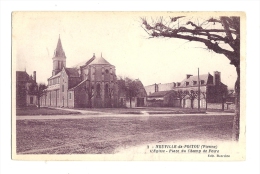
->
[186,74,193,79]
[155,83,159,92]
[213,71,221,85]
[33,71,36,82]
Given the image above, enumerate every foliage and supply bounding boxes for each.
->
[118,77,143,108]
[28,83,47,108]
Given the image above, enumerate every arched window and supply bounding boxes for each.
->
[105,84,109,98]
[96,83,101,98]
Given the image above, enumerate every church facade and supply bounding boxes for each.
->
[40,37,118,108]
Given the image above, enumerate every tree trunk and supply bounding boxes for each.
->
[88,96,92,108]
[222,97,225,111]
[37,96,40,108]
[130,97,132,108]
[206,97,207,110]
[179,99,182,108]
[191,99,193,109]
[232,66,240,141]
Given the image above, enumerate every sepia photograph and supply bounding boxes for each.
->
[12,11,246,160]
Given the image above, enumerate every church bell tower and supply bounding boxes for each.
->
[52,35,66,76]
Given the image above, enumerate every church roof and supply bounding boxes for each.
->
[48,71,61,80]
[68,79,87,91]
[89,54,111,65]
[64,68,79,77]
[53,36,66,58]
[72,54,96,69]
[72,53,112,69]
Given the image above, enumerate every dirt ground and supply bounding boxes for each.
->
[16,107,81,116]
[16,114,234,154]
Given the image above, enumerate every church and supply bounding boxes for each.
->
[40,37,118,108]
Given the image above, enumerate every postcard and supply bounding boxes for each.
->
[12,11,246,161]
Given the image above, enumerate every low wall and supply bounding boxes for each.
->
[207,103,235,110]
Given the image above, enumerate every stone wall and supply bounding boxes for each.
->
[207,103,235,110]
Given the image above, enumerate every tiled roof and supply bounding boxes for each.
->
[16,71,29,81]
[148,90,175,97]
[65,68,79,77]
[89,55,111,65]
[69,79,87,90]
[48,71,61,80]
[72,54,95,69]
[179,74,210,87]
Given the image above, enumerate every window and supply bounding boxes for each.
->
[105,69,109,74]
[201,80,205,85]
[96,84,101,98]
[193,81,197,85]
[69,92,71,99]
[30,97,33,104]
[185,82,189,86]
[105,84,109,98]
[62,85,64,92]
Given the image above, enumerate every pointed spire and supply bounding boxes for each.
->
[54,35,66,58]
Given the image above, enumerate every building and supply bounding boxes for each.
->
[145,72,228,108]
[40,36,118,108]
[146,90,180,107]
[16,70,38,107]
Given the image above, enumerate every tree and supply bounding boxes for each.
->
[28,83,47,108]
[176,90,188,108]
[120,77,142,108]
[141,16,241,141]
[84,82,95,108]
[105,83,115,107]
[201,91,207,110]
[187,90,198,109]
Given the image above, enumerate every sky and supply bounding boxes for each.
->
[13,12,237,88]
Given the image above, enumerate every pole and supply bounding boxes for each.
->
[198,68,200,111]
